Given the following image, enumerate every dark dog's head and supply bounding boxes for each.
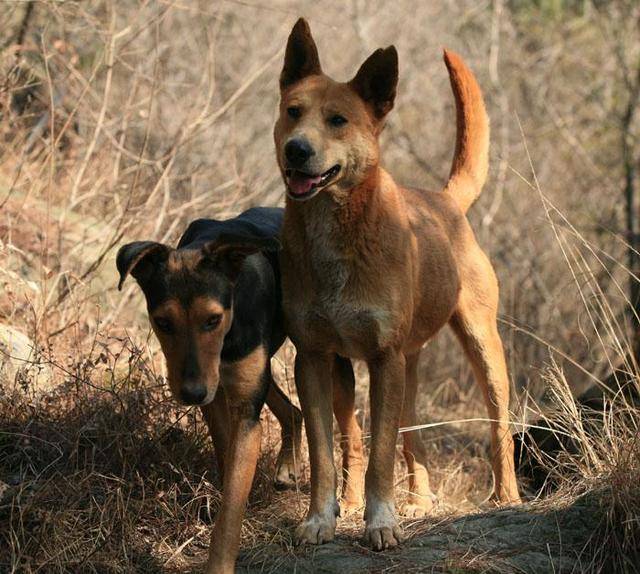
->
[274,18,398,202]
[116,235,279,406]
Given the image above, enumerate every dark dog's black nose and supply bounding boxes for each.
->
[181,382,207,405]
[285,138,314,168]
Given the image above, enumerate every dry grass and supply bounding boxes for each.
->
[0,338,506,572]
[1,0,640,572]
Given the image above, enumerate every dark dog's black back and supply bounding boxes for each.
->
[178,207,283,249]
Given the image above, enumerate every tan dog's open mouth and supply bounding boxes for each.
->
[285,164,341,200]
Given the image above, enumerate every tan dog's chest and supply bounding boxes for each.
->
[281,186,463,359]
[283,243,406,357]
[287,291,401,359]
[282,222,410,357]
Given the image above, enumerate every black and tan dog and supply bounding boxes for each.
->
[116,207,303,573]
[274,19,521,549]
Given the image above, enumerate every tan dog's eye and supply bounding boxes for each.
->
[328,114,348,127]
[203,314,222,332]
[287,106,302,119]
[154,316,174,334]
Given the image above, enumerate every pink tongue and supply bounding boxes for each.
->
[288,172,322,196]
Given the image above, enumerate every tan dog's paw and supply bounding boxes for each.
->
[341,472,365,515]
[339,496,364,516]
[490,492,522,507]
[364,522,405,550]
[491,481,522,506]
[399,493,438,518]
[205,561,234,574]
[295,504,338,545]
[363,498,404,550]
[205,551,235,574]
[274,458,299,490]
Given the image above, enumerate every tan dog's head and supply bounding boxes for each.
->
[274,18,398,202]
[116,236,278,406]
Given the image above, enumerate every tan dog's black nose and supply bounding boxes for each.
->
[285,138,314,168]
[181,382,207,405]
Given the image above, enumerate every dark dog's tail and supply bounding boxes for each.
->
[443,50,490,214]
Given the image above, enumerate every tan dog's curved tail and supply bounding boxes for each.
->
[443,49,489,213]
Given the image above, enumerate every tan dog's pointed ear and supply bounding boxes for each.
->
[349,46,398,119]
[280,18,322,90]
[116,241,170,290]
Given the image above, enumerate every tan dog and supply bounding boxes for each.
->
[274,19,521,549]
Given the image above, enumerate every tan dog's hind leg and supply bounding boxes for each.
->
[265,374,303,489]
[332,356,365,513]
[364,350,406,550]
[294,351,339,544]
[206,411,262,574]
[400,352,437,517]
[449,248,521,505]
[202,388,230,485]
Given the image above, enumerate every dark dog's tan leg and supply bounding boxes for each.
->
[449,249,521,504]
[364,350,406,550]
[206,347,272,573]
[332,356,364,512]
[265,373,303,489]
[206,411,262,574]
[400,352,437,517]
[202,387,230,484]
[294,351,339,544]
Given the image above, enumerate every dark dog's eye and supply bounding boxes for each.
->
[287,106,302,119]
[203,314,222,332]
[154,317,174,334]
[328,114,348,127]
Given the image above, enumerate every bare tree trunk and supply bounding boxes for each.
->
[16,1,35,47]
[622,63,640,359]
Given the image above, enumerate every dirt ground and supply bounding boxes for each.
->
[233,497,594,574]
[153,481,597,574]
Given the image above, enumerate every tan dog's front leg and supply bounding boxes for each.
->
[206,410,261,574]
[365,349,406,550]
[294,351,339,544]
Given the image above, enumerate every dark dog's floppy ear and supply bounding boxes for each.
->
[349,46,398,119]
[201,234,281,282]
[116,241,170,290]
[280,18,322,90]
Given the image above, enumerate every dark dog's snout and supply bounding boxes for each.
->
[181,381,208,405]
[285,138,314,168]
